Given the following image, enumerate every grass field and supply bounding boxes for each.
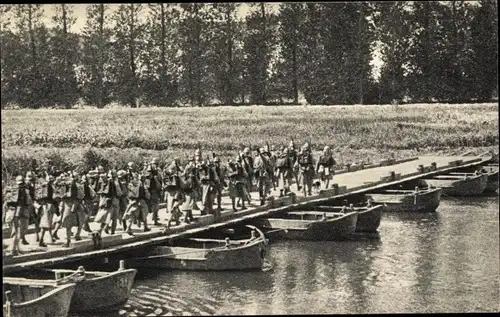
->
[2,103,498,183]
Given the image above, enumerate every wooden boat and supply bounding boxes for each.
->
[3,280,75,317]
[6,260,136,315]
[126,226,268,271]
[254,210,358,241]
[366,187,442,212]
[309,204,383,233]
[449,166,498,193]
[419,173,488,197]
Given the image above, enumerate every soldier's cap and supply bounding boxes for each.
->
[117,170,127,178]
[151,158,159,164]
[15,175,24,184]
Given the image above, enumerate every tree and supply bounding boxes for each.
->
[11,4,45,108]
[470,0,498,101]
[50,4,80,108]
[375,1,413,104]
[81,4,113,108]
[110,4,145,107]
[277,3,304,104]
[243,3,278,105]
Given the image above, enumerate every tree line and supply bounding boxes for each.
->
[0,2,497,109]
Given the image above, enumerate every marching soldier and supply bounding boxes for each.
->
[316,146,336,190]
[147,158,163,225]
[288,140,301,191]
[36,173,57,247]
[180,161,197,224]
[270,145,279,190]
[254,147,272,206]
[240,147,254,204]
[81,173,97,233]
[275,146,294,197]
[164,158,184,228]
[193,149,204,210]
[56,171,86,247]
[123,172,151,234]
[116,170,129,232]
[297,142,315,197]
[227,159,247,212]
[126,162,136,183]
[25,171,40,242]
[94,170,119,236]
[212,156,227,212]
[3,175,32,255]
[261,145,275,196]
[199,159,218,217]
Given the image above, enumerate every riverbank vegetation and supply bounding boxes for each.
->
[2,103,498,184]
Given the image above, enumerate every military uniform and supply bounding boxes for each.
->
[253,149,272,205]
[275,147,294,196]
[180,164,197,223]
[116,171,129,231]
[35,176,57,247]
[3,176,32,254]
[124,174,151,234]
[199,162,218,217]
[147,159,163,225]
[288,142,301,191]
[316,147,336,190]
[227,160,247,212]
[163,160,185,228]
[297,145,315,196]
[212,157,227,212]
[94,173,119,235]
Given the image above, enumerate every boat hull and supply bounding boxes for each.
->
[311,206,382,233]
[128,240,267,271]
[420,174,488,196]
[368,188,442,213]
[485,171,499,193]
[3,283,75,317]
[258,212,358,241]
[65,269,136,314]
[355,205,383,233]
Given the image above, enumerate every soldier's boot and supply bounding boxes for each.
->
[74,227,83,241]
[217,196,223,212]
[232,199,238,212]
[237,198,242,207]
[126,220,134,236]
[122,220,127,231]
[38,230,47,247]
[279,189,284,197]
[241,198,247,210]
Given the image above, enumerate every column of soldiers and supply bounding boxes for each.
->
[2,142,337,255]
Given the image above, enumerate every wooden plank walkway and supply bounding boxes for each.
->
[2,154,492,274]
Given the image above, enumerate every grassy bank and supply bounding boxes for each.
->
[2,103,498,183]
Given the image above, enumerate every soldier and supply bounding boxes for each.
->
[126,162,136,183]
[227,159,247,212]
[275,146,294,197]
[240,147,254,205]
[57,171,86,247]
[254,147,272,206]
[82,169,99,232]
[180,162,197,224]
[123,172,151,234]
[3,175,32,255]
[148,158,163,225]
[24,171,40,243]
[316,146,336,190]
[199,159,218,217]
[288,140,301,191]
[36,173,57,247]
[81,173,97,233]
[193,149,204,210]
[164,158,184,227]
[116,170,129,231]
[212,156,227,212]
[297,142,315,196]
[94,171,119,236]
[261,145,275,196]
[270,145,279,190]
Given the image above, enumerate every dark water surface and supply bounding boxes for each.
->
[120,196,499,315]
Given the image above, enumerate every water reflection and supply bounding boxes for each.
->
[113,196,499,315]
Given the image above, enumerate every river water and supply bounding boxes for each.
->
[119,195,499,315]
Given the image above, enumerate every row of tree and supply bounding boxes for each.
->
[0,2,497,109]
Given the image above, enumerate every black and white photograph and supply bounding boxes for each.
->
[1,2,498,316]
